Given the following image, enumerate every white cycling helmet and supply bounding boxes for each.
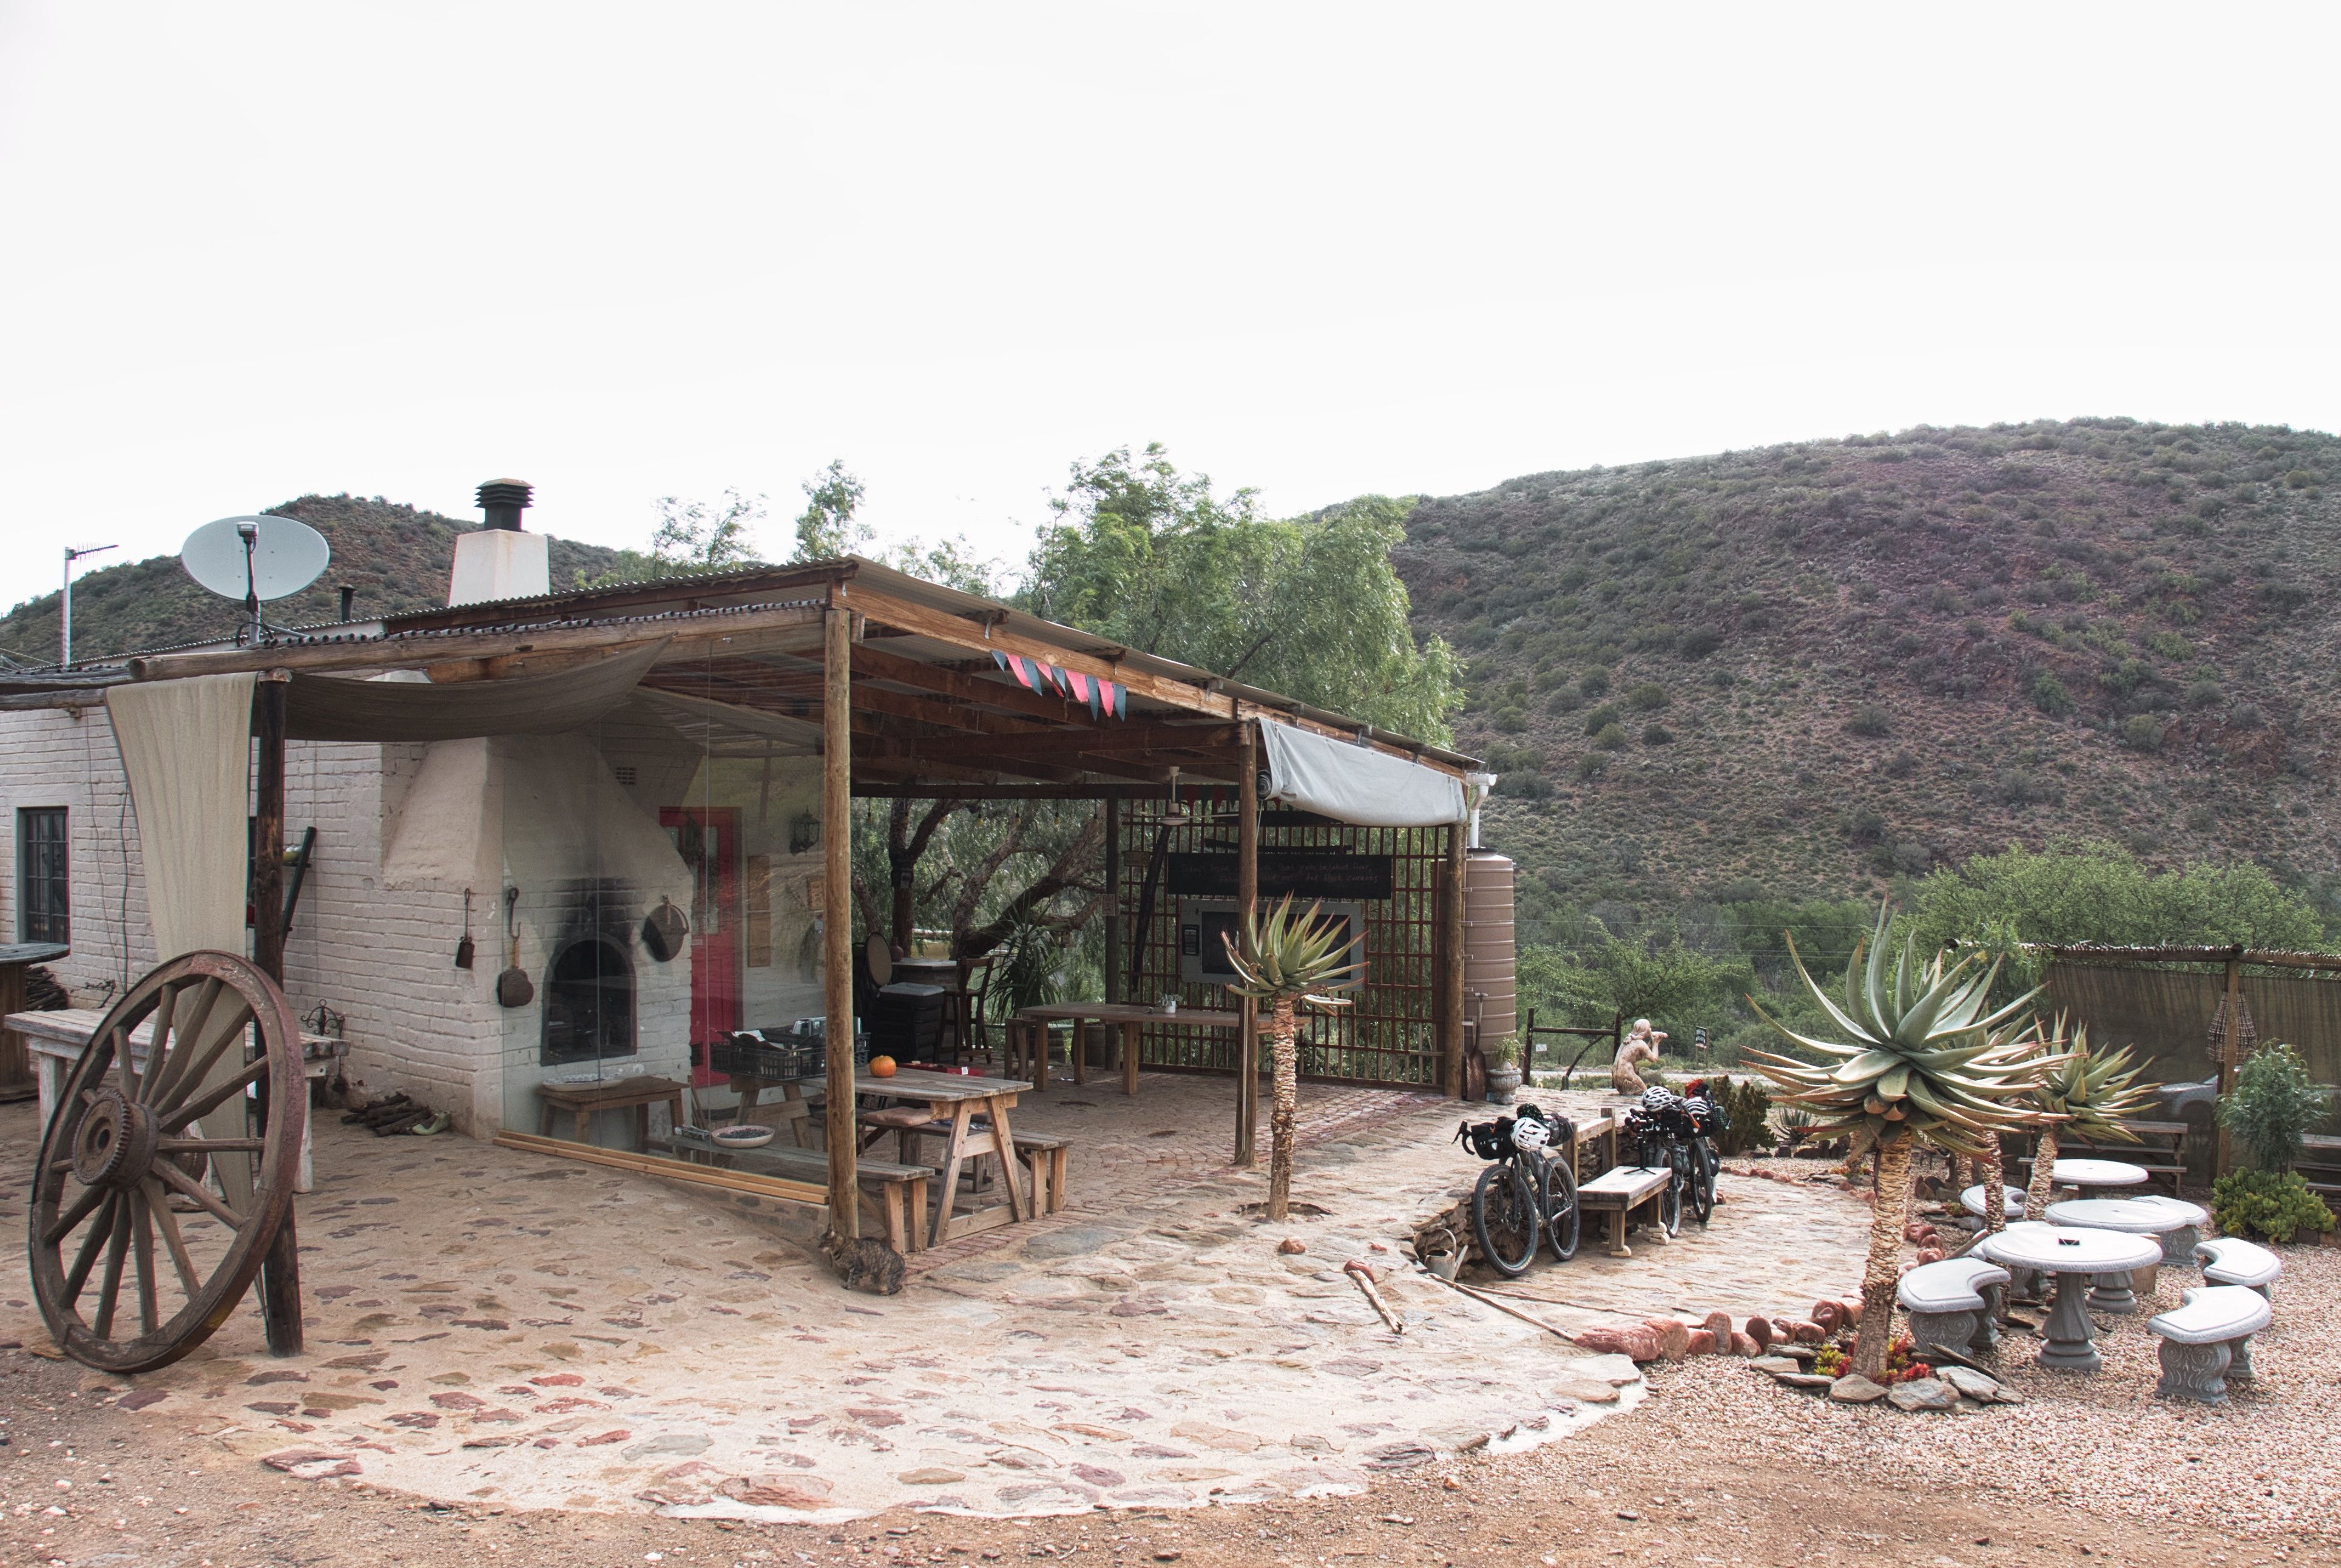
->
[1641,1085,1675,1113]
[1684,1096,1713,1120]
[1510,1115,1552,1152]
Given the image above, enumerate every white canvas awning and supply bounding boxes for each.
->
[1256,719,1467,828]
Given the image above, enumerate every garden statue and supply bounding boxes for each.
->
[1612,1017,1666,1094]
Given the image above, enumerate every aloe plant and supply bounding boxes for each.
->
[2021,1018,2157,1217]
[1224,896,1362,1222]
[1745,907,2056,1376]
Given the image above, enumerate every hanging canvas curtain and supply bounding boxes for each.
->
[106,672,261,1204]
[107,673,257,959]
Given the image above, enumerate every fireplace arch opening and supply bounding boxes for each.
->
[541,937,637,1066]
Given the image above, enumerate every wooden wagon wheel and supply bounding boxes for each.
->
[27,950,306,1374]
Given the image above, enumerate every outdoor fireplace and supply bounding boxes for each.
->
[541,937,637,1064]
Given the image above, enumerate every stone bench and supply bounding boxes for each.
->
[2148,1285,2272,1404]
[2195,1235,2283,1299]
[1897,1256,2012,1353]
[1575,1164,1674,1258]
[1958,1183,2030,1223]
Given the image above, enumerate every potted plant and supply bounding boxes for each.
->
[1484,1034,1524,1104]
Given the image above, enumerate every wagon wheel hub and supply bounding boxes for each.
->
[70,1088,158,1191]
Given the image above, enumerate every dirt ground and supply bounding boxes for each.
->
[0,1346,2258,1568]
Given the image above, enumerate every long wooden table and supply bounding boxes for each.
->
[0,942,69,1103]
[12,1007,337,1193]
[854,1068,1033,1245]
[1010,1003,1243,1096]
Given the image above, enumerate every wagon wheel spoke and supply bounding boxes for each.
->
[43,1180,112,1248]
[129,1191,161,1336]
[90,1201,134,1339]
[155,1137,266,1154]
[157,1056,269,1134]
[141,1177,204,1300]
[146,1002,257,1124]
[124,979,180,1101]
[153,1160,245,1228]
[138,978,224,1110]
[61,1192,122,1302]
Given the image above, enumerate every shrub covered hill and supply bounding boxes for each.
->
[1395,416,2341,946]
[0,494,626,667]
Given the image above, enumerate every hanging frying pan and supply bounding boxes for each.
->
[642,897,689,963]
[497,887,535,1008]
[454,888,476,970]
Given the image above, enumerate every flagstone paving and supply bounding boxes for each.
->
[0,1073,1869,1519]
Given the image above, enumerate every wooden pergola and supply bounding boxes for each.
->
[57,556,1482,1248]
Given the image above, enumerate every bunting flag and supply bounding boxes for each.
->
[994,651,1127,719]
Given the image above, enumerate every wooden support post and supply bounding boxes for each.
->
[2214,956,2244,1179]
[1441,823,1466,1101]
[251,670,302,1357]
[1234,723,1260,1166]
[823,603,860,1240]
[1103,797,1121,1005]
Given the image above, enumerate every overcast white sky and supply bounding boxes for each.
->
[4,3,2336,621]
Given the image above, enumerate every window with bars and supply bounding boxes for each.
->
[18,807,68,944]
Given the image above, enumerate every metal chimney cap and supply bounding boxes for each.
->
[477,479,533,531]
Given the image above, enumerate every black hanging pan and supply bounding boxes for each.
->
[496,887,534,1008]
[454,888,476,970]
[642,897,690,963]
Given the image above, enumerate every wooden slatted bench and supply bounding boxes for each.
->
[2295,1134,2341,1202]
[1574,1164,1672,1258]
[652,1136,934,1255]
[1013,1134,1070,1214]
[2018,1120,2190,1194]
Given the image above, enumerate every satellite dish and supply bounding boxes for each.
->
[180,515,330,603]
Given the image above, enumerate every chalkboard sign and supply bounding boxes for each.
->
[1166,851,1395,902]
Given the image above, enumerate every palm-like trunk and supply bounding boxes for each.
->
[1854,1136,1915,1378]
[2024,1129,2060,1219]
[1266,995,1299,1222]
[1981,1142,2008,1233]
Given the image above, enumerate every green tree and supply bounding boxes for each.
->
[576,490,768,585]
[1907,840,2326,961]
[792,460,870,561]
[1021,444,1462,743]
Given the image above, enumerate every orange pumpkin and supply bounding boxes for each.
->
[870,1055,898,1078]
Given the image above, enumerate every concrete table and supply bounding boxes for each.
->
[2049,1157,2149,1198]
[1978,1223,2163,1372]
[2045,1197,2204,1309]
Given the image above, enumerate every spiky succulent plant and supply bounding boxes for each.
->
[1743,907,2057,1160]
[1224,896,1360,1222]
[2021,1016,2158,1215]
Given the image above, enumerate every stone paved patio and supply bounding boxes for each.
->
[0,1072,1869,1519]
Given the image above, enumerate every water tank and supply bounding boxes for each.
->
[1464,851,1517,1047]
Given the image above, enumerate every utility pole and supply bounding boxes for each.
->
[61,544,118,666]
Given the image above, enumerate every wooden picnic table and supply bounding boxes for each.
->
[11,1006,336,1193]
[855,1067,1035,1246]
[1010,1002,1243,1096]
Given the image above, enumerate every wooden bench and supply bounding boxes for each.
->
[654,1136,934,1255]
[2018,1120,2189,1194]
[2294,1134,2341,1201]
[2148,1285,2271,1404]
[1573,1164,1672,1258]
[881,1118,1073,1216]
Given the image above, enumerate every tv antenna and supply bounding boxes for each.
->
[61,543,118,667]
[178,515,330,646]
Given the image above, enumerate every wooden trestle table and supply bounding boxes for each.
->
[1010,1002,1243,1096]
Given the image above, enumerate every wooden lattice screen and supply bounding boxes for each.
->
[1115,796,1445,1087]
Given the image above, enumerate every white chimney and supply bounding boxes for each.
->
[448,478,550,606]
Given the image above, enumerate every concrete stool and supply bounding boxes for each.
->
[2195,1235,2283,1300]
[2147,1285,2272,1404]
[1899,1256,2012,1353]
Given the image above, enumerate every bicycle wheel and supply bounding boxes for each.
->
[1471,1160,1540,1278]
[1538,1153,1579,1263]
[1686,1141,1714,1228]
[1656,1149,1684,1237]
